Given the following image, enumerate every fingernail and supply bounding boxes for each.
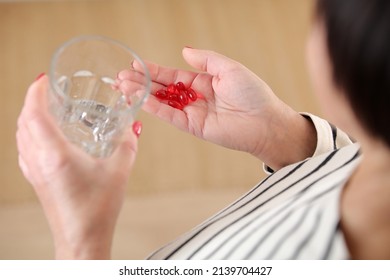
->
[132,121,142,138]
[35,72,45,81]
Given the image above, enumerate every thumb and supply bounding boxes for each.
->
[182,47,237,77]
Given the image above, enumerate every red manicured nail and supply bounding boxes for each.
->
[35,72,45,81]
[132,121,142,138]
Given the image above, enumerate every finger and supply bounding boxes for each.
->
[116,69,149,86]
[16,119,39,186]
[21,75,49,117]
[16,121,33,162]
[17,87,42,165]
[182,47,237,77]
[18,154,34,185]
[116,79,153,103]
[142,96,190,131]
[20,76,67,151]
[120,60,197,88]
[117,75,165,94]
[16,125,31,178]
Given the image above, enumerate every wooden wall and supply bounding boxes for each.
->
[0,0,319,204]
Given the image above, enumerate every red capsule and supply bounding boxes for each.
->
[186,88,197,101]
[176,81,186,90]
[178,90,189,105]
[153,81,198,110]
[155,89,169,100]
[168,100,184,110]
[166,83,176,94]
[168,93,181,103]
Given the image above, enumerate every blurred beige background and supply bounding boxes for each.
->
[0,0,320,259]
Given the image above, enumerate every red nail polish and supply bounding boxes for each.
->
[132,121,142,138]
[35,72,45,81]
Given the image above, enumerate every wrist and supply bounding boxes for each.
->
[54,234,113,260]
[51,220,115,260]
[256,106,317,171]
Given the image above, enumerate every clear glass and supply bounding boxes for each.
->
[48,35,151,157]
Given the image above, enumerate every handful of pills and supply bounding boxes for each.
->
[154,82,198,110]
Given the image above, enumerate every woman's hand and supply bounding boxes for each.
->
[16,75,139,259]
[118,48,316,170]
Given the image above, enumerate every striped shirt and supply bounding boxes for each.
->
[147,114,360,259]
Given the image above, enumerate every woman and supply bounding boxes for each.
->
[16,0,390,259]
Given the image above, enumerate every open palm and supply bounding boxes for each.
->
[118,48,289,157]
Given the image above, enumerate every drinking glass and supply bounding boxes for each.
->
[48,35,151,157]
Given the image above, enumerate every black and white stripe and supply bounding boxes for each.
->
[147,144,360,259]
[147,117,360,260]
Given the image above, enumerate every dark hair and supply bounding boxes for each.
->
[316,0,390,147]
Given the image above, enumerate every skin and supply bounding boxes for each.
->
[17,53,316,259]
[16,18,389,259]
[17,76,138,259]
[117,48,317,171]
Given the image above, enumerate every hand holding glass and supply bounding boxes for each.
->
[48,36,150,157]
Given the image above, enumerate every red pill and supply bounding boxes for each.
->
[168,100,184,110]
[186,88,197,101]
[155,89,169,100]
[168,93,181,103]
[179,90,189,105]
[167,83,177,94]
[176,81,186,90]
[153,81,199,110]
